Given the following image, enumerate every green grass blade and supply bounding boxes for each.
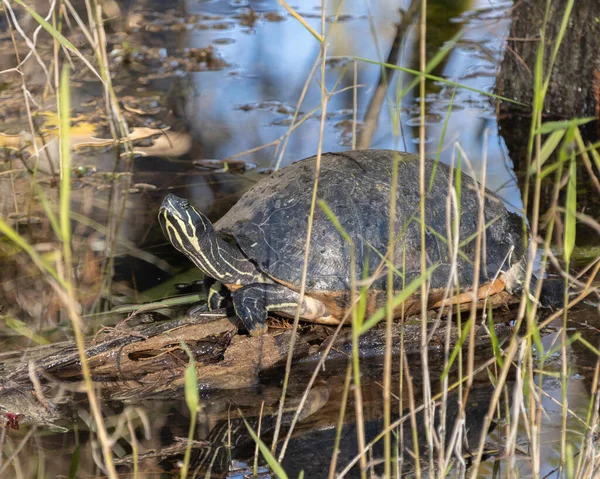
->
[536,117,595,134]
[353,57,525,105]
[243,417,289,479]
[0,219,62,285]
[68,445,81,479]
[59,65,72,271]
[12,0,102,81]
[528,129,565,176]
[440,316,472,381]
[180,342,199,479]
[542,0,575,99]
[590,145,600,172]
[5,317,50,344]
[486,306,503,368]
[318,200,352,245]
[180,342,199,414]
[12,0,77,51]
[428,89,456,193]
[543,332,582,359]
[454,152,462,207]
[398,31,463,100]
[534,27,545,113]
[575,335,600,357]
[564,152,577,263]
[529,305,545,356]
[359,265,437,334]
[33,184,62,240]
[111,293,204,313]
[357,259,370,329]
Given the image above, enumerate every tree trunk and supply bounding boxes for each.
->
[496,0,600,245]
[497,0,600,131]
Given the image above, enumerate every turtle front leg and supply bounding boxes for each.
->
[231,283,334,336]
[203,278,229,310]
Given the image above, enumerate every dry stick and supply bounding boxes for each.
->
[69,4,124,474]
[438,188,460,476]
[277,56,402,462]
[53,281,119,478]
[85,1,134,314]
[352,61,358,151]
[278,306,352,462]
[275,1,349,172]
[338,353,500,478]
[225,75,357,168]
[126,415,139,477]
[328,363,354,479]
[270,9,329,457]
[468,340,519,478]
[351,7,418,461]
[0,426,37,477]
[506,339,526,474]
[417,0,435,475]
[383,155,401,478]
[534,384,587,427]
[358,0,420,149]
[3,4,55,201]
[463,137,488,460]
[437,150,487,474]
[254,401,265,477]
[404,348,423,478]
[2,0,53,85]
[277,217,421,462]
[537,262,600,329]
[273,55,321,171]
[577,356,600,477]
[8,3,116,476]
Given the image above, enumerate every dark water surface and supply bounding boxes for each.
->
[1,0,598,477]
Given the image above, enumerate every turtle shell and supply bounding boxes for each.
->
[215,149,526,299]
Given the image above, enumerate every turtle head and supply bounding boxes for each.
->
[159,193,212,238]
[159,194,216,271]
[159,193,265,285]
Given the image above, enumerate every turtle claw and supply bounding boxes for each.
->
[248,322,269,337]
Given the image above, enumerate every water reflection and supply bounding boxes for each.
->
[175,0,518,208]
[1,0,596,477]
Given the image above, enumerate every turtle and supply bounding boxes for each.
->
[158,149,561,336]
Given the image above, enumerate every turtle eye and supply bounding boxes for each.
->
[180,200,190,209]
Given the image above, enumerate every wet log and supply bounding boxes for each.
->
[0,309,513,430]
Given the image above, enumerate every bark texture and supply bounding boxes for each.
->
[497,0,600,129]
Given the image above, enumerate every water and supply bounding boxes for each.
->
[0,0,598,477]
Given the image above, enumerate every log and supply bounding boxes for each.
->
[0,310,513,430]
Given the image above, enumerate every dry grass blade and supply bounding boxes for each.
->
[244,416,289,479]
[10,0,102,81]
[277,0,323,43]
